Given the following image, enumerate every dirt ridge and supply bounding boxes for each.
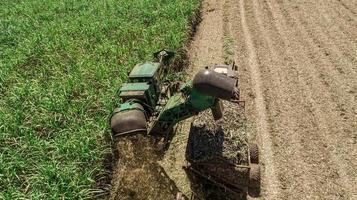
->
[238,0,281,198]
[185,0,357,199]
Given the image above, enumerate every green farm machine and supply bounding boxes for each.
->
[110,50,261,198]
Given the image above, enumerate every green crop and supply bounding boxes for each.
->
[0,0,199,199]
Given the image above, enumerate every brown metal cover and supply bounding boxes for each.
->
[193,69,237,100]
[110,108,147,137]
[119,91,147,103]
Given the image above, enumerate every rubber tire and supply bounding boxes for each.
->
[249,143,259,164]
[249,164,261,189]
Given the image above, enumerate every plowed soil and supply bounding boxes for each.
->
[185,0,357,199]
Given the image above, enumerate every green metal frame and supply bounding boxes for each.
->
[148,81,216,135]
[129,62,160,79]
[113,102,146,116]
[119,82,157,108]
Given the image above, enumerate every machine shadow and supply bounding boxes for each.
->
[184,123,248,200]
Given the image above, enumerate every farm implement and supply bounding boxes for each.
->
[110,50,261,198]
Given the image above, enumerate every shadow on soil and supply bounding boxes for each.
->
[184,124,249,200]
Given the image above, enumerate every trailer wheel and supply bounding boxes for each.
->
[249,143,259,164]
[249,164,260,189]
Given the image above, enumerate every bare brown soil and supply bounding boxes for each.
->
[183,0,357,199]
[110,0,357,199]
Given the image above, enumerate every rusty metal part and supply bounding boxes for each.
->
[193,69,238,101]
[183,164,246,196]
[211,99,224,120]
[119,90,148,104]
[249,143,259,164]
[110,104,147,137]
[193,162,250,187]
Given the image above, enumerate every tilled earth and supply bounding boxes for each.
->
[110,0,357,199]
[185,0,357,199]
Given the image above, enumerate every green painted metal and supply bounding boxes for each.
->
[188,87,216,111]
[111,50,177,136]
[114,102,145,113]
[129,62,160,78]
[119,82,150,91]
[113,51,239,137]
[119,82,157,107]
[178,81,216,111]
[148,82,216,135]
